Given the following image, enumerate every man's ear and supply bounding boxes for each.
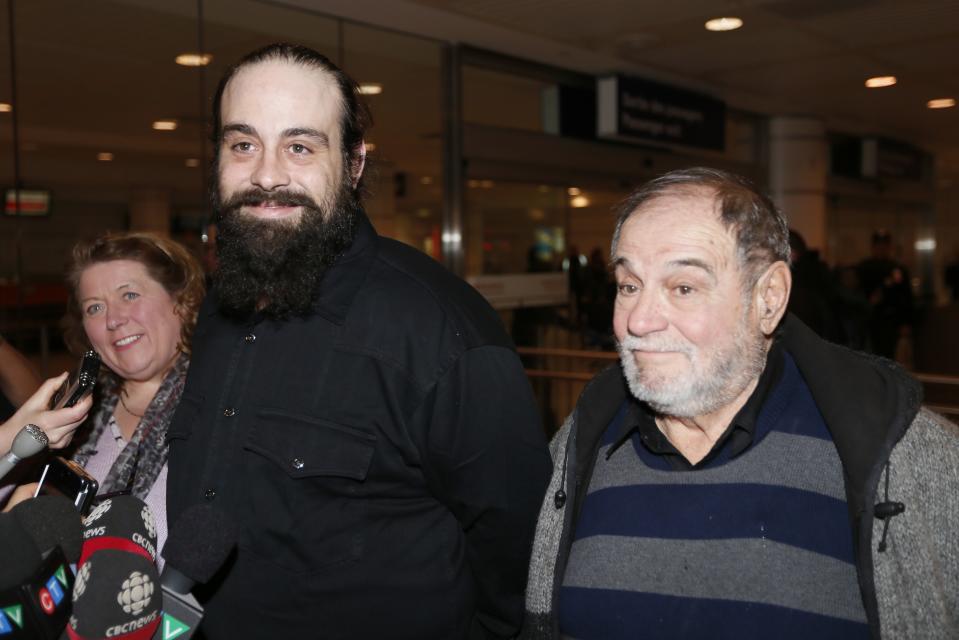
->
[350,140,367,188]
[754,261,792,335]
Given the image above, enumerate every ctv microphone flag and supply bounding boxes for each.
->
[0,546,73,639]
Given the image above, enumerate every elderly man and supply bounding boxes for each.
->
[523,168,958,639]
[166,43,551,639]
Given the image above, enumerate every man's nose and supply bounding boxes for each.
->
[624,290,668,337]
[250,149,291,191]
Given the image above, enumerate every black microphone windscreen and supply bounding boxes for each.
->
[81,495,158,563]
[12,494,84,563]
[0,513,42,588]
[69,548,161,639]
[162,504,238,585]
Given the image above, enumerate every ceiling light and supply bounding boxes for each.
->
[0,103,10,112]
[571,195,590,208]
[97,152,114,162]
[567,187,581,196]
[365,142,377,152]
[927,98,956,109]
[358,83,383,95]
[152,120,178,131]
[705,17,743,32]
[185,158,200,167]
[175,53,213,67]
[865,76,897,88]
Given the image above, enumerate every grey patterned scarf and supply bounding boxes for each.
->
[72,353,189,500]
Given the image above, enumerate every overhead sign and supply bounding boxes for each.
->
[597,75,725,150]
[4,188,51,216]
[862,137,927,181]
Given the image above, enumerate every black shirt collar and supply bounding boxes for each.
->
[609,339,785,470]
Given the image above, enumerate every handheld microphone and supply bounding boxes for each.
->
[12,494,85,564]
[79,496,158,566]
[0,425,48,482]
[153,504,238,640]
[0,513,42,588]
[67,496,163,640]
[66,549,161,640]
[0,513,74,639]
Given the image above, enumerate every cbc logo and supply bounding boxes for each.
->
[118,571,155,616]
[84,499,113,525]
[141,505,156,539]
[73,562,92,599]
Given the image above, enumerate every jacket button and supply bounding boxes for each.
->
[204,488,216,500]
[292,458,305,470]
[223,408,235,417]
[244,334,256,343]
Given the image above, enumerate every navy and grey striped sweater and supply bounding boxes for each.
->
[558,353,870,639]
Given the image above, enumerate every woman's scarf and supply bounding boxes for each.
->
[71,352,189,500]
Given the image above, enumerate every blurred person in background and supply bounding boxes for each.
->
[5,233,204,555]
[786,229,842,342]
[857,230,914,359]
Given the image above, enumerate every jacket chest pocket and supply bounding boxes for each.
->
[240,409,377,574]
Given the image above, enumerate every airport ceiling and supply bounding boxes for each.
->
[1,0,958,196]
[291,0,959,177]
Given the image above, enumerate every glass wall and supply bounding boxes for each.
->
[0,0,443,283]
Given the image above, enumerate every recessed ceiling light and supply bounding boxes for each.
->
[865,76,897,88]
[176,53,213,67]
[927,98,956,109]
[185,158,200,167]
[153,120,178,131]
[0,103,11,112]
[365,142,377,152]
[358,83,383,95]
[571,195,590,208]
[567,187,582,196]
[97,152,114,162]
[705,17,743,32]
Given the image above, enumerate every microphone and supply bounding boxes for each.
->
[12,494,85,564]
[0,512,74,639]
[66,549,161,640]
[79,496,158,566]
[0,425,48,482]
[0,513,42,588]
[153,504,238,640]
[66,496,163,640]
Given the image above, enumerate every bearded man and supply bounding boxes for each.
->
[522,168,958,640]
[166,43,551,639]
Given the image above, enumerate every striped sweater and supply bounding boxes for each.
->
[557,354,868,638]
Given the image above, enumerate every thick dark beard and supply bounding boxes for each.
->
[212,179,359,320]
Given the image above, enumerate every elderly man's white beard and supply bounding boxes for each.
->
[617,308,768,418]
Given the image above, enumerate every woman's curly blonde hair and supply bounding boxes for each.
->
[63,232,206,356]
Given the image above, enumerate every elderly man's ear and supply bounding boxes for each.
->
[754,261,792,336]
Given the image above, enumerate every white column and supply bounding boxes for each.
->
[768,116,828,259]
